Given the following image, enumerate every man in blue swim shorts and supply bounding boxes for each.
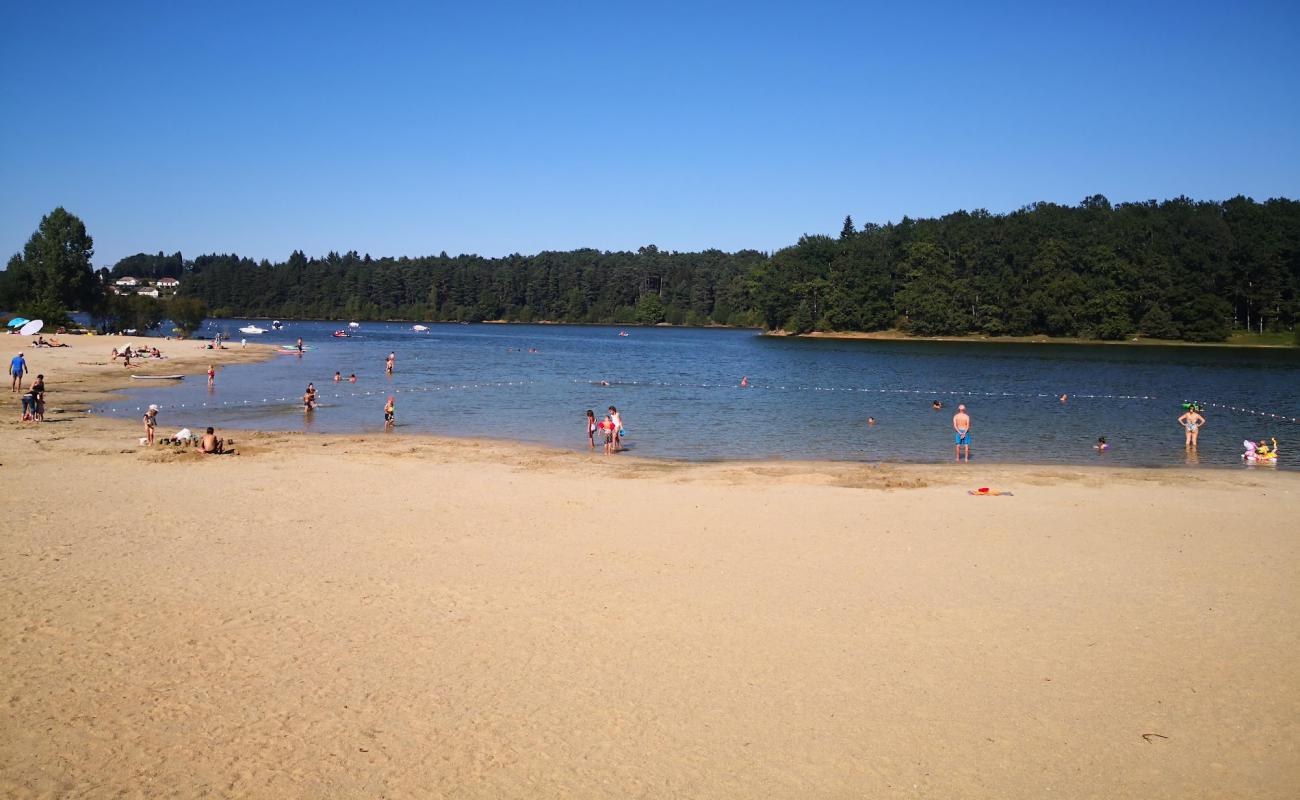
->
[952,404,972,463]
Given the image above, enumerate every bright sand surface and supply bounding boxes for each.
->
[2,336,1298,798]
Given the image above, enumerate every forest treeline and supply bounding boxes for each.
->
[166,195,1300,342]
[5,195,1299,342]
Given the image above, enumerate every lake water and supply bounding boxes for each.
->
[98,320,1300,469]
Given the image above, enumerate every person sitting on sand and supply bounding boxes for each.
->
[200,426,226,454]
[143,404,158,445]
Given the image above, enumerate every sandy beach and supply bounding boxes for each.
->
[1,336,1298,798]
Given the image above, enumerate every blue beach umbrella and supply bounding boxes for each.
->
[7,317,29,327]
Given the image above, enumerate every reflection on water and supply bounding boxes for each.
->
[1183,448,1202,466]
[99,321,1300,469]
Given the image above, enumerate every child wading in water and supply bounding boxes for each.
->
[384,395,395,429]
[586,409,597,449]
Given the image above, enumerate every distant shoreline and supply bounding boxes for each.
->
[207,317,1295,348]
[770,329,1298,349]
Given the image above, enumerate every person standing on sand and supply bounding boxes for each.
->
[952,404,972,462]
[30,374,45,422]
[10,352,27,392]
[1178,405,1206,448]
[143,404,158,445]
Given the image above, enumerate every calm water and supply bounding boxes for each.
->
[98,320,1300,469]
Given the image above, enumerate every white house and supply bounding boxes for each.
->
[114,276,139,287]
[137,287,160,298]
[156,277,180,288]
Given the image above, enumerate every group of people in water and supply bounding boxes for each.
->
[857,397,1278,464]
[586,406,625,454]
[301,353,396,429]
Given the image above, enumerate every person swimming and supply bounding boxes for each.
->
[1095,436,1109,451]
[740,376,749,388]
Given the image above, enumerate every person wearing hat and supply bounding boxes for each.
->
[9,351,27,392]
[143,404,159,446]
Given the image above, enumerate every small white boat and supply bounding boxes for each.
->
[131,374,184,381]
[348,322,360,329]
[239,325,266,335]
[413,325,429,332]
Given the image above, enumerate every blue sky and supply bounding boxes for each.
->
[2,1,1297,266]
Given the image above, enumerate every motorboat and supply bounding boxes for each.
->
[348,322,360,329]
[413,325,429,332]
[332,330,352,338]
[239,325,266,335]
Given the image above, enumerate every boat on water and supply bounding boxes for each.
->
[618,330,630,337]
[413,325,429,332]
[332,330,352,338]
[239,325,266,335]
[130,374,184,381]
[348,322,361,329]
